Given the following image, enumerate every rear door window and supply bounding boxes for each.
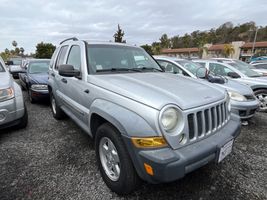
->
[209,63,233,76]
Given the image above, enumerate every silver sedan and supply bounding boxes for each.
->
[0,56,27,129]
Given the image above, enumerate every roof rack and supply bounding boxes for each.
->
[60,37,78,44]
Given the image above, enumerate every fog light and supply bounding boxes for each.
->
[0,113,5,121]
[144,163,154,176]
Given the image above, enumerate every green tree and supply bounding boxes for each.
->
[19,47,25,55]
[223,44,235,58]
[113,24,126,43]
[35,42,56,58]
[159,34,170,48]
[12,40,18,48]
[151,42,161,55]
[140,44,153,55]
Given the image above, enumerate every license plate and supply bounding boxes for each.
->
[218,139,234,163]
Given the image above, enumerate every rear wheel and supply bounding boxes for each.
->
[254,89,267,112]
[95,123,140,195]
[50,92,65,119]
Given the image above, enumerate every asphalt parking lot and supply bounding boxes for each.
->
[0,91,266,200]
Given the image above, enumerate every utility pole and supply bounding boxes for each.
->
[250,27,258,60]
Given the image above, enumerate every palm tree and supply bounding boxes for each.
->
[223,44,235,58]
[198,45,208,58]
[12,40,18,48]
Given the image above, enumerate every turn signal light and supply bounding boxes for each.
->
[144,163,154,176]
[131,137,167,148]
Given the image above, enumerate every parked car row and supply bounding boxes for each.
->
[1,38,265,195]
[154,56,259,120]
[194,58,267,112]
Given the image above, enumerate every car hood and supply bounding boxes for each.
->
[88,73,225,110]
[237,76,267,87]
[28,73,48,85]
[214,79,253,95]
[0,72,12,89]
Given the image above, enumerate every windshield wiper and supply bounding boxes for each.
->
[132,67,163,72]
[96,68,142,73]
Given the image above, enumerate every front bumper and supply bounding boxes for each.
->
[231,99,259,120]
[29,88,49,101]
[123,114,241,183]
[0,97,25,128]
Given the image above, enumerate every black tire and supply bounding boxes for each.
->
[50,92,65,119]
[28,90,36,104]
[17,105,28,129]
[95,123,140,195]
[254,89,267,112]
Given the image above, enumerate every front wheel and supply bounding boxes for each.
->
[50,92,65,119]
[17,104,28,129]
[95,123,140,195]
[254,89,267,112]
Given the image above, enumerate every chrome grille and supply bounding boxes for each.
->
[187,102,229,141]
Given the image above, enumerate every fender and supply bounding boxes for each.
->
[89,99,158,137]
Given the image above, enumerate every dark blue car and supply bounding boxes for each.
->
[19,59,50,103]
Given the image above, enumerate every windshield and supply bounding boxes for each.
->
[228,60,261,77]
[175,60,206,77]
[28,61,50,74]
[87,44,162,73]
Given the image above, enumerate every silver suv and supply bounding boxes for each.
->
[48,38,241,194]
[0,56,28,129]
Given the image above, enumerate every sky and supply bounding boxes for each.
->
[0,0,267,53]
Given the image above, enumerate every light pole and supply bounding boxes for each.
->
[250,27,258,60]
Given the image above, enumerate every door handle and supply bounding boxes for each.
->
[84,89,90,94]
[61,78,67,83]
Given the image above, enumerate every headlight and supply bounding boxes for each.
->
[160,107,180,132]
[0,87,14,102]
[228,91,247,102]
[31,84,48,90]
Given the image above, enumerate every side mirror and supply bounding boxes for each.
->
[59,64,80,77]
[207,74,225,84]
[227,72,241,78]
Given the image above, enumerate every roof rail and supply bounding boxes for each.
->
[60,37,78,44]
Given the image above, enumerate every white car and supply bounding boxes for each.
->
[193,59,267,112]
[250,62,267,75]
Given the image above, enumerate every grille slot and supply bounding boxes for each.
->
[196,112,202,136]
[187,102,229,142]
[188,114,195,139]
